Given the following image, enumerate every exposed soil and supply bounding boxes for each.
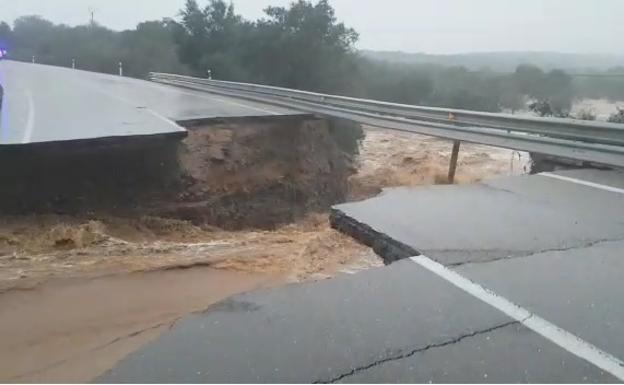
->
[156,116,355,229]
[0,120,527,382]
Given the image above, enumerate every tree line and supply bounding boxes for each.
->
[1,0,623,118]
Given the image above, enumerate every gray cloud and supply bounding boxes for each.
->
[1,0,622,54]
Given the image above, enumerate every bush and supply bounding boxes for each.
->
[528,99,569,118]
[607,108,624,124]
[575,109,596,121]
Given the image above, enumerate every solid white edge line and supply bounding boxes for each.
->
[22,88,35,144]
[410,255,624,381]
[540,172,624,195]
[143,109,185,132]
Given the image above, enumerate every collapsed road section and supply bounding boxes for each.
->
[0,114,361,224]
[327,168,624,380]
[2,60,559,383]
[98,169,624,383]
[331,168,624,266]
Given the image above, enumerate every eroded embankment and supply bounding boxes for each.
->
[157,115,360,229]
[0,119,532,286]
[0,115,361,227]
[0,115,376,288]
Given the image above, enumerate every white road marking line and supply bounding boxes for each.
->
[21,88,35,144]
[410,255,624,381]
[540,172,624,195]
[142,108,185,131]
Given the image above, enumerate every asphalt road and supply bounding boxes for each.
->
[0,61,295,145]
[99,168,624,383]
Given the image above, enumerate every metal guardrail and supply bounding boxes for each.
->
[150,72,624,168]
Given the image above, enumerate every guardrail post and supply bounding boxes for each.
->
[448,140,461,184]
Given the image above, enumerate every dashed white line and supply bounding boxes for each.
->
[21,88,35,144]
[410,255,624,381]
[540,172,624,195]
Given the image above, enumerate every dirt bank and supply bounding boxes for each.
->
[160,116,356,229]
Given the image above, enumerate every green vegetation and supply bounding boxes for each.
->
[0,16,188,77]
[1,0,623,116]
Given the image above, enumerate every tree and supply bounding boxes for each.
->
[175,0,248,78]
[427,66,502,111]
[119,20,189,78]
[498,74,525,113]
[542,69,574,115]
[11,16,56,62]
[354,60,433,104]
[514,65,574,117]
[173,0,360,92]
[253,0,359,92]
[514,64,545,98]
[0,21,11,48]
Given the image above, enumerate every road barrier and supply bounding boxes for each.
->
[150,72,624,169]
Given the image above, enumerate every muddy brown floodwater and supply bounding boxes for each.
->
[349,127,530,200]
[0,267,274,382]
[0,124,528,383]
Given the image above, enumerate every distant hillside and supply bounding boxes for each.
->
[360,50,624,72]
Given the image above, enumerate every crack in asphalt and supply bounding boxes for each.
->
[313,319,521,384]
[93,317,181,351]
[446,236,624,268]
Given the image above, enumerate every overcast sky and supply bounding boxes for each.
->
[1,0,623,54]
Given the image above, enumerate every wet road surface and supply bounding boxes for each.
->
[99,169,624,383]
[0,61,295,145]
[98,260,615,383]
